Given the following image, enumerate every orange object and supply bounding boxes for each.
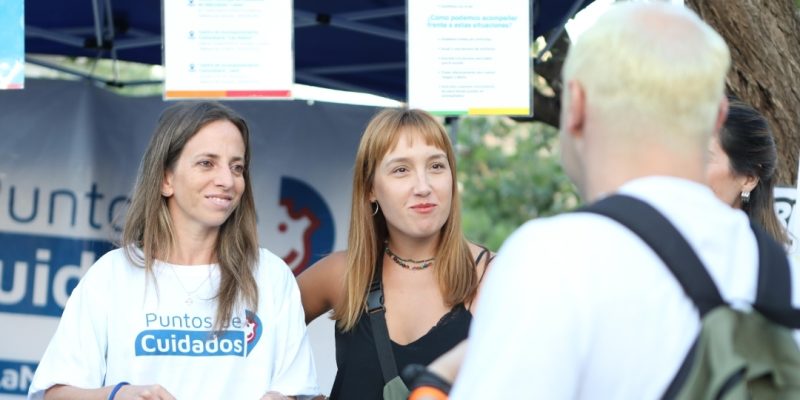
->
[408,386,448,400]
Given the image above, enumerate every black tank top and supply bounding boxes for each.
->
[329,303,471,399]
[329,249,491,399]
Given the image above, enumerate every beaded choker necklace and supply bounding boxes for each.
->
[384,242,434,270]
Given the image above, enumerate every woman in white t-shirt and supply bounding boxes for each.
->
[28,102,319,400]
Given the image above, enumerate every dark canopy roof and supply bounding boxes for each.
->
[25,0,591,100]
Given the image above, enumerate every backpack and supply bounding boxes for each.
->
[583,194,800,400]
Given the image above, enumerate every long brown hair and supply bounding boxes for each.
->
[333,108,477,331]
[122,101,260,330]
[721,99,790,246]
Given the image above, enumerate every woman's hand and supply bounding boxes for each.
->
[260,391,294,400]
[44,383,176,400]
[113,384,176,400]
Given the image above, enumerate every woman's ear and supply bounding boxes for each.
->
[162,171,174,197]
[740,174,759,194]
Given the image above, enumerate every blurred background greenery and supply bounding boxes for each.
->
[455,116,579,250]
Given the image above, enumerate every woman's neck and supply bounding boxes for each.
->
[166,226,219,265]
[385,234,439,260]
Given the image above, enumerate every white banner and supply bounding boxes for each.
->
[0,79,371,397]
[785,157,800,260]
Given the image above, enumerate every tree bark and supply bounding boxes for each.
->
[525,30,570,128]
[686,0,800,186]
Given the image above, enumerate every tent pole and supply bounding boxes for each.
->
[534,0,585,65]
[91,0,105,49]
[104,0,119,82]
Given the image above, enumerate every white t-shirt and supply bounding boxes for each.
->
[28,248,319,400]
[452,176,800,399]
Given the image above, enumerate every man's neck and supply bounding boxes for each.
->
[583,148,706,203]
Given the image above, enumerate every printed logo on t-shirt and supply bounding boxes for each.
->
[135,310,263,357]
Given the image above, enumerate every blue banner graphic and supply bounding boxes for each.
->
[0,231,114,317]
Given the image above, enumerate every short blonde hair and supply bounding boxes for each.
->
[562,2,730,145]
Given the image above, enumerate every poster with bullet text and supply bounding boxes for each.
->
[163,0,293,100]
[408,0,531,116]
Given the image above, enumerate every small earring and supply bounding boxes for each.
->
[162,190,172,197]
[741,191,750,204]
[372,202,380,216]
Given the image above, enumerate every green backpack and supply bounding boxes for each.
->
[585,195,800,400]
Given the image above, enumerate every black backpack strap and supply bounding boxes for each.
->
[366,255,401,384]
[582,194,724,315]
[583,194,800,399]
[582,194,722,400]
[751,223,800,329]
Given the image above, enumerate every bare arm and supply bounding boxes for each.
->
[427,340,468,384]
[296,251,346,324]
[45,384,176,400]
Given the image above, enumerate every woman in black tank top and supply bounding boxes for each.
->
[298,109,492,399]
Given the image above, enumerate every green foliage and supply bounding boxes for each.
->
[456,116,580,251]
[28,56,163,96]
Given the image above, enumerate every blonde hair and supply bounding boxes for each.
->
[562,2,730,146]
[122,102,259,330]
[333,108,476,331]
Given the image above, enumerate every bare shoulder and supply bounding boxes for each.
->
[297,250,348,323]
[306,250,347,273]
[298,250,347,289]
[466,242,495,312]
[467,242,494,277]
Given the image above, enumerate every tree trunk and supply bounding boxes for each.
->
[686,0,800,186]
[524,30,570,128]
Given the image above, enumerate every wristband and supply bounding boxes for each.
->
[402,364,452,395]
[108,381,130,400]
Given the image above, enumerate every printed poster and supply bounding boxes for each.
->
[408,0,531,116]
[163,0,293,100]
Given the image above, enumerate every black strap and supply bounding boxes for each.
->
[367,255,400,384]
[402,363,452,394]
[752,224,800,328]
[584,195,724,316]
[582,194,800,399]
[660,337,699,400]
[367,246,494,385]
[475,247,490,266]
[583,194,800,327]
[475,245,495,285]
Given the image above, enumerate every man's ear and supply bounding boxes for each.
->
[564,80,586,140]
[714,96,729,135]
